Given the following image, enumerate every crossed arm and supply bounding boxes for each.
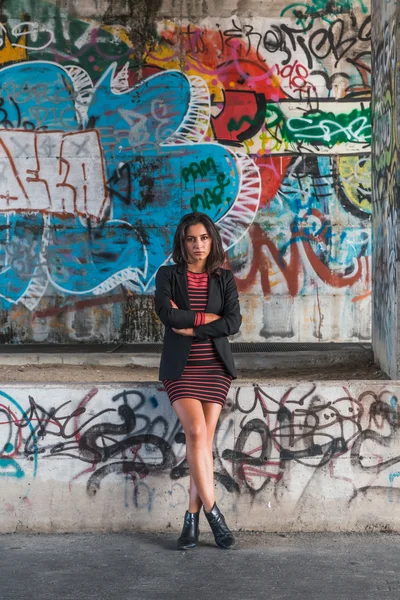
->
[154,267,241,339]
[154,267,220,336]
[168,299,220,336]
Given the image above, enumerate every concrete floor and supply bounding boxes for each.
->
[1,532,399,600]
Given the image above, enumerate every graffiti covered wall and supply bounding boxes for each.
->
[0,0,372,344]
[2,381,400,532]
[371,0,399,378]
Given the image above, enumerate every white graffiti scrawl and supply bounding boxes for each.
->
[0,130,108,219]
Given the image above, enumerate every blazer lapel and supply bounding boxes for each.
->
[205,273,217,313]
[175,263,191,310]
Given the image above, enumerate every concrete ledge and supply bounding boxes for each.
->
[0,346,374,371]
[0,380,398,533]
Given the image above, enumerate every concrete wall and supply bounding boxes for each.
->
[0,0,371,344]
[1,381,400,533]
[371,0,399,378]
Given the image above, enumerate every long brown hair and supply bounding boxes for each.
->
[172,212,225,276]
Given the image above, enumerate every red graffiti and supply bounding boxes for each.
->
[33,292,127,321]
[160,25,288,99]
[253,155,292,208]
[228,222,366,296]
[275,60,313,94]
[211,90,266,143]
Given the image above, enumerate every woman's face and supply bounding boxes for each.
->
[184,223,212,265]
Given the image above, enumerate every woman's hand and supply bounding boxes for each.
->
[170,300,179,309]
[204,313,221,324]
[172,327,194,336]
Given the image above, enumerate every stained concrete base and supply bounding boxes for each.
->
[0,381,399,534]
[1,532,399,600]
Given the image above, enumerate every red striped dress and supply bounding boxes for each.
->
[162,270,232,406]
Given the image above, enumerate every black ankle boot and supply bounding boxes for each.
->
[204,503,235,549]
[177,510,200,550]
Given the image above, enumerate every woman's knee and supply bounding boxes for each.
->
[185,422,207,445]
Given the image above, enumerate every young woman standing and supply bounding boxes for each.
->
[155,212,241,550]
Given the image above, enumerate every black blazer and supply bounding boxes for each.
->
[154,263,242,380]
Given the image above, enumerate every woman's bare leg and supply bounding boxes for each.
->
[173,398,220,512]
[188,402,223,513]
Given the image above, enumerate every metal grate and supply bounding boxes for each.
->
[117,342,372,354]
[0,342,372,354]
[230,342,371,353]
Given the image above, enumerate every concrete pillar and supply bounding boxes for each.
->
[371,0,400,378]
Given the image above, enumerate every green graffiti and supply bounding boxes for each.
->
[181,159,232,212]
[282,106,371,146]
[226,111,267,134]
[190,173,231,212]
[281,0,368,26]
[228,103,371,148]
[182,158,217,183]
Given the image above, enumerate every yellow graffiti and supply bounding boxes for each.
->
[0,27,28,64]
[337,155,371,214]
[102,25,133,49]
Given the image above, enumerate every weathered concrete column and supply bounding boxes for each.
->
[372,0,400,378]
